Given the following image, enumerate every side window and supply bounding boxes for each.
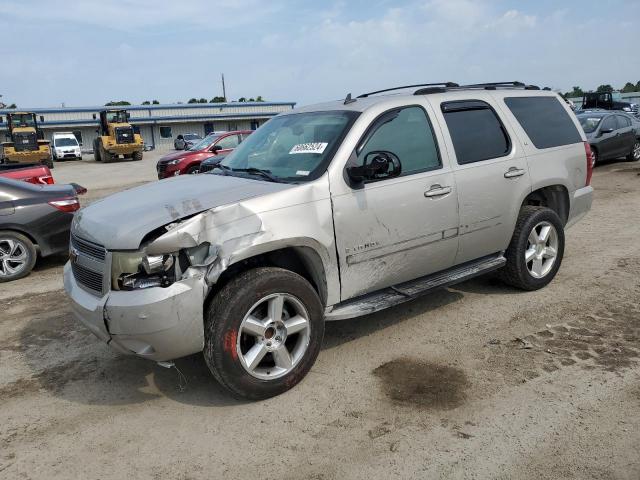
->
[216,134,240,149]
[358,106,440,176]
[504,96,582,149]
[601,116,617,132]
[617,115,631,129]
[442,100,510,164]
[159,126,172,138]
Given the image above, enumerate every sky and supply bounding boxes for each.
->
[0,0,639,108]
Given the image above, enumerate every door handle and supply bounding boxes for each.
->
[424,185,452,198]
[504,167,525,179]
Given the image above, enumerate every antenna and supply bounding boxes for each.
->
[344,93,356,105]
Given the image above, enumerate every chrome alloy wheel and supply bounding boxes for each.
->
[0,238,29,278]
[237,293,311,380]
[633,142,640,161]
[525,221,559,279]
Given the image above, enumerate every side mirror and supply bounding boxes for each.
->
[346,151,401,184]
[210,144,223,153]
[600,127,615,135]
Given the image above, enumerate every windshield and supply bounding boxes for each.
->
[219,111,358,182]
[184,133,200,141]
[9,114,36,128]
[106,111,128,123]
[578,116,602,134]
[54,137,78,147]
[189,134,221,151]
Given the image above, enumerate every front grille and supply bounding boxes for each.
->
[13,132,38,152]
[115,127,135,144]
[71,233,105,260]
[157,163,168,177]
[71,262,104,293]
[70,234,107,295]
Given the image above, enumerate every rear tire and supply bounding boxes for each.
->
[204,267,324,400]
[132,150,143,161]
[590,146,598,167]
[0,231,37,282]
[626,140,640,162]
[498,206,565,291]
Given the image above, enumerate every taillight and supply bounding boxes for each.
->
[584,141,593,186]
[48,196,80,213]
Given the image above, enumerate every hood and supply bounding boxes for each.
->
[157,150,195,163]
[72,174,292,250]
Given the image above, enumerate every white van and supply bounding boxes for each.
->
[51,132,82,161]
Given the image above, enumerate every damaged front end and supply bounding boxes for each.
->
[64,202,268,362]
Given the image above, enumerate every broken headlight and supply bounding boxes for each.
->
[111,251,176,290]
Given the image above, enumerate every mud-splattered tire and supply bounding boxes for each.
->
[0,230,37,282]
[498,206,565,291]
[132,150,143,161]
[204,267,324,400]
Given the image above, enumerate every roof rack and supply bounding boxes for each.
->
[357,82,459,98]
[414,81,540,95]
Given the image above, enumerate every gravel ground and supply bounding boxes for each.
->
[1,155,639,479]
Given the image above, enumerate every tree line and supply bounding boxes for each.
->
[104,95,265,106]
[564,81,640,98]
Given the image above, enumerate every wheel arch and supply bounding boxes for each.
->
[205,241,331,311]
[521,184,570,225]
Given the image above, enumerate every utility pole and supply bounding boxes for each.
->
[221,73,227,102]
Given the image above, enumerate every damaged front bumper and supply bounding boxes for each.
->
[63,262,206,362]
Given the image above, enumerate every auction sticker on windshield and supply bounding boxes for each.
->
[289,142,328,155]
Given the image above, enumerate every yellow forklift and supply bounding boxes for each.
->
[93,109,144,163]
[1,112,53,168]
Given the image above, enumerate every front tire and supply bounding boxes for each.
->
[499,206,565,291]
[0,231,37,282]
[100,143,114,163]
[204,267,324,400]
[132,150,143,161]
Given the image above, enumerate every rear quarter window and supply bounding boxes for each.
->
[504,96,582,149]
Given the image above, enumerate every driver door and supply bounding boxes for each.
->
[331,105,460,300]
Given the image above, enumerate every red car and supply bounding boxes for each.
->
[0,163,54,185]
[156,130,252,179]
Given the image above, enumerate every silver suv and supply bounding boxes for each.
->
[64,81,593,399]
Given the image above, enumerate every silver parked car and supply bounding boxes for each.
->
[174,133,202,150]
[64,82,593,400]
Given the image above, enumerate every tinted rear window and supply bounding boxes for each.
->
[504,96,582,149]
[442,100,510,164]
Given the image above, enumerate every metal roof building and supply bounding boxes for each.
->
[0,101,296,151]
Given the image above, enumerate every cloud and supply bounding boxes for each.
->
[0,0,638,107]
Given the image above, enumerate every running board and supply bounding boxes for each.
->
[325,254,506,321]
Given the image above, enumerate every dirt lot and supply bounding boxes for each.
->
[1,154,639,479]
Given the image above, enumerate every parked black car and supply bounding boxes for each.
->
[198,154,227,173]
[0,178,80,281]
[577,111,640,166]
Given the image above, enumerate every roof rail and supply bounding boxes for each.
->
[414,81,541,95]
[357,82,459,98]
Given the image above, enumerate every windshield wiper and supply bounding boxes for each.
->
[233,167,281,183]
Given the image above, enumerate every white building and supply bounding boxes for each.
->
[0,101,296,151]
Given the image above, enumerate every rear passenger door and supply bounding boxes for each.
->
[432,97,531,264]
